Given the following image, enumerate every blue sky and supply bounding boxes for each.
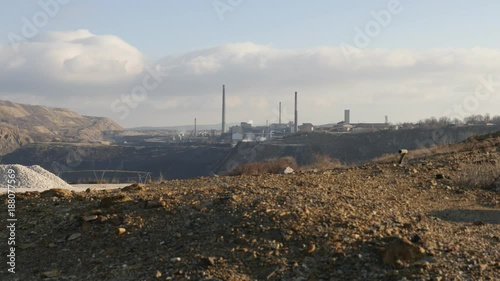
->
[3,1,500,59]
[1,1,500,127]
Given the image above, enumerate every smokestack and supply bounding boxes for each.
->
[344,109,350,124]
[385,115,389,124]
[294,92,298,133]
[194,118,197,136]
[279,102,282,125]
[222,85,226,134]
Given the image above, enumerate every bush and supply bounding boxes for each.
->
[456,162,500,192]
[370,144,467,164]
[303,154,342,170]
[228,157,298,176]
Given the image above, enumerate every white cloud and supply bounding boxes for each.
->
[2,33,500,127]
[0,29,144,85]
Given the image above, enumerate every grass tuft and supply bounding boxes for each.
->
[227,157,298,176]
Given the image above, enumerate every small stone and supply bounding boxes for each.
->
[479,264,488,271]
[383,238,426,265]
[435,174,445,179]
[145,199,165,209]
[89,209,103,215]
[306,243,316,254]
[170,257,181,262]
[280,167,294,174]
[40,270,60,278]
[155,270,162,278]
[82,215,99,222]
[411,234,423,244]
[48,243,57,248]
[116,228,126,235]
[207,256,216,266]
[67,233,81,241]
[201,256,216,268]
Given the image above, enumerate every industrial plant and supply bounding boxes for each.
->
[210,85,393,145]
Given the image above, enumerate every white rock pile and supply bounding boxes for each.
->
[0,164,73,189]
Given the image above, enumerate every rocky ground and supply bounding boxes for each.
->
[1,139,499,280]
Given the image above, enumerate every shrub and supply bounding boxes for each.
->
[456,162,500,192]
[303,154,342,170]
[370,143,467,164]
[228,156,298,176]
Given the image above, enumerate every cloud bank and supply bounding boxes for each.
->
[1,30,500,127]
[0,29,143,89]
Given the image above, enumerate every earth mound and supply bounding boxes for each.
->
[0,164,72,190]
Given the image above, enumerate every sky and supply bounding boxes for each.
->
[1,0,500,128]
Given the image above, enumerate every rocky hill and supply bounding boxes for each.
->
[1,134,498,280]
[0,100,123,155]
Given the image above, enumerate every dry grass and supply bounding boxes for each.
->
[302,154,343,170]
[371,144,465,164]
[228,154,344,176]
[456,162,500,192]
[227,156,299,176]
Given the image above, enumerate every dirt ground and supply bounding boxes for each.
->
[0,184,129,195]
[1,138,499,280]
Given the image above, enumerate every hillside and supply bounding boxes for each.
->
[0,100,123,155]
[2,143,231,181]
[1,134,498,280]
[214,125,500,175]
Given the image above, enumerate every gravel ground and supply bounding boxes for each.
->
[0,139,499,280]
[0,184,129,195]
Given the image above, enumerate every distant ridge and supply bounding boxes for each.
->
[128,123,238,131]
[0,100,123,155]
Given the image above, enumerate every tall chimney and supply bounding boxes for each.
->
[194,118,197,136]
[344,109,350,124]
[222,85,226,134]
[294,91,298,133]
[279,102,282,125]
